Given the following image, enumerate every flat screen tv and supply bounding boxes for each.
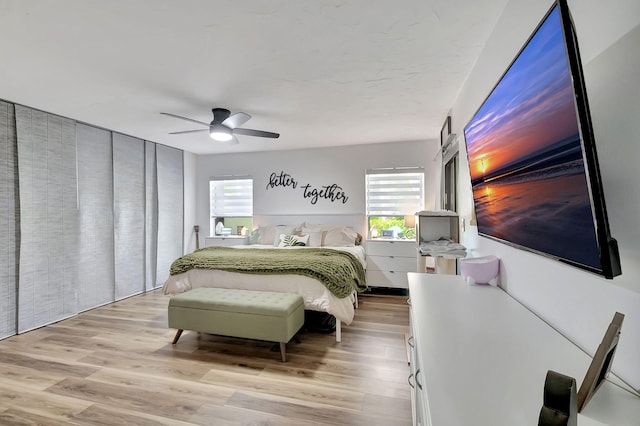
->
[463,0,621,279]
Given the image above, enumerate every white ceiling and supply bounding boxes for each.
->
[0,0,509,155]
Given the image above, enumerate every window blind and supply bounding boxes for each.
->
[155,145,184,288]
[16,106,79,333]
[113,133,145,300]
[0,101,18,339]
[209,178,253,217]
[76,123,115,312]
[144,141,158,292]
[366,168,424,216]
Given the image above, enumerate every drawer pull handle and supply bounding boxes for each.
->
[407,335,414,348]
[408,373,415,389]
[389,255,395,259]
[415,369,423,390]
[407,298,412,306]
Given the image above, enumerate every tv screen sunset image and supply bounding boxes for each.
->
[463,6,601,270]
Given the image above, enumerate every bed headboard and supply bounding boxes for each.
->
[253,214,366,236]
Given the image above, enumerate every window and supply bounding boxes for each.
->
[365,168,424,239]
[209,177,253,236]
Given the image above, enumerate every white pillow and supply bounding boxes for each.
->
[256,225,296,245]
[323,227,358,247]
[272,226,297,246]
[302,225,356,246]
[256,226,276,245]
[278,233,310,247]
[305,231,323,247]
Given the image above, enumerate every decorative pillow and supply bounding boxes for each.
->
[278,234,310,247]
[272,225,297,246]
[323,227,358,247]
[249,228,260,245]
[256,225,297,245]
[256,226,275,245]
[305,231,323,247]
[302,225,357,247]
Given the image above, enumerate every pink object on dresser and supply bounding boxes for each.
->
[459,255,500,286]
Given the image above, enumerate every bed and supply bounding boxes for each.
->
[162,221,367,342]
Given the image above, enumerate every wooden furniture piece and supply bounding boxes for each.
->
[365,239,416,289]
[407,273,640,426]
[168,287,304,362]
[204,235,249,247]
[415,210,461,274]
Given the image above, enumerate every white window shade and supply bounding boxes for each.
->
[210,178,253,217]
[366,169,424,216]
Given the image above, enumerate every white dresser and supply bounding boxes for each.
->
[407,273,640,426]
[365,239,416,289]
[203,236,249,247]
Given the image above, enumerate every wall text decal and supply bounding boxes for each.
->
[266,171,298,189]
[266,171,349,205]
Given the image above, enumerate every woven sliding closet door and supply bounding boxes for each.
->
[145,141,158,291]
[0,101,18,339]
[155,145,183,287]
[76,123,115,311]
[113,133,145,299]
[15,106,79,332]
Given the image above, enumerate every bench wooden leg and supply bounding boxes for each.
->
[172,329,183,345]
[280,342,287,362]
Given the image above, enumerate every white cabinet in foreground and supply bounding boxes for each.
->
[407,273,640,426]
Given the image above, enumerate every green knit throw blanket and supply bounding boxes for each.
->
[170,247,367,298]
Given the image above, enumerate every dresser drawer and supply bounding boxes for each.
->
[366,240,416,257]
[367,255,416,272]
[204,236,249,247]
[366,270,409,289]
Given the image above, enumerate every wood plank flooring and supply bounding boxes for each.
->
[0,289,411,425]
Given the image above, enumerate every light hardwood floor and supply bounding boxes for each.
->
[0,289,411,425]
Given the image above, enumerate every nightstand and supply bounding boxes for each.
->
[204,235,249,247]
[365,239,416,289]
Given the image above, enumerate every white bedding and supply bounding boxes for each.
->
[161,245,366,325]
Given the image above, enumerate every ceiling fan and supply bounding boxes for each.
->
[161,108,279,144]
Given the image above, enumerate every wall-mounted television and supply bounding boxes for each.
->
[463,0,621,279]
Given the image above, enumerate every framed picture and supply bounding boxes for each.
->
[440,116,451,146]
[577,311,624,412]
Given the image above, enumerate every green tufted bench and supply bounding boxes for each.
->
[168,287,304,362]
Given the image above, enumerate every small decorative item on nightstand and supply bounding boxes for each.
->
[370,226,379,239]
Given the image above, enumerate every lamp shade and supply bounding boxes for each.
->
[404,215,416,228]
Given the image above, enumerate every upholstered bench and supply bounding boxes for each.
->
[168,287,304,362]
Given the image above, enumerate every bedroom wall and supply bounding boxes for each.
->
[450,0,640,390]
[195,140,438,238]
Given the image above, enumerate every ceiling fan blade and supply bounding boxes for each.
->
[161,112,209,127]
[169,129,209,135]
[233,128,280,138]
[222,112,251,129]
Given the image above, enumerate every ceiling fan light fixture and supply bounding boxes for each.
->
[209,124,233,141]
